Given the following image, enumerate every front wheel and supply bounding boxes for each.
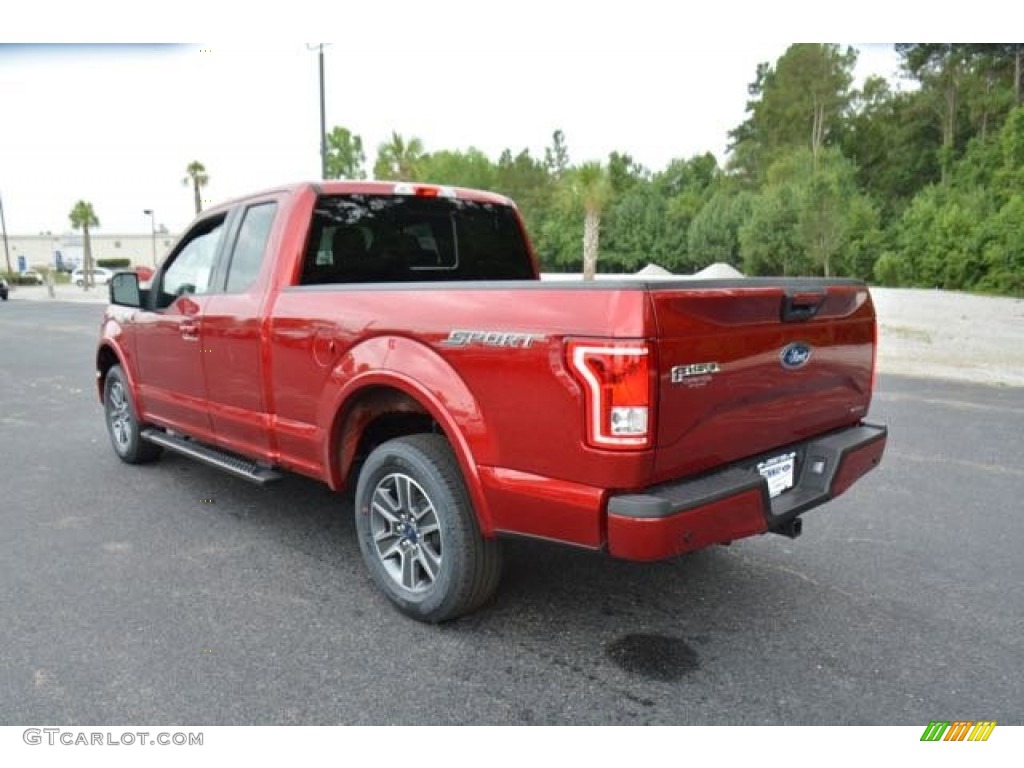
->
[104,365,162,464]
[354,434,502,623]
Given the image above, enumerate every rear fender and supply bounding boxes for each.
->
[320,336,497,534]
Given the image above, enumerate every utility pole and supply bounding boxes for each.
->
[0,192,11,275]
[307,43,329,179]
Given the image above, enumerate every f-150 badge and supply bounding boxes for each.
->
[671,362,720,383]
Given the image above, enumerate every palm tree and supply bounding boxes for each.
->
[373,132,425,180]
[182,161,209,215]
[572,162,611,281]
[69,201,99,290]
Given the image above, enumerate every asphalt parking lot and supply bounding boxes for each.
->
[1,300,1021,725]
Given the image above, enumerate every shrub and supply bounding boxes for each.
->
[97,258,132,269]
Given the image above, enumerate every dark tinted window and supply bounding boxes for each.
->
[300,195,534,284]
[226,202,277,292]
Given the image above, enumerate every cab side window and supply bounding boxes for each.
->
[225,202,277,293]
[159,217,226,307]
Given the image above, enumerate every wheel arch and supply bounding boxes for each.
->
[96,342,131,404]
[321,338,497,535]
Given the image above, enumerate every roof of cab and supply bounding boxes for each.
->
[202,180,515,218]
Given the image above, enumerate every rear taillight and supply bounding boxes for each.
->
[566,340,654,450]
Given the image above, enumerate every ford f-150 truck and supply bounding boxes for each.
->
[97,181,887,622]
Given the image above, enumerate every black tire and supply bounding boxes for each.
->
[354,433,502,623]
[103,364,163,464]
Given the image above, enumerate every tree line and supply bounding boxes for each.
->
[327,44,1024,294]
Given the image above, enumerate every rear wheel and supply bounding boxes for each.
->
[354,434,502,622]
[104,365,162,464]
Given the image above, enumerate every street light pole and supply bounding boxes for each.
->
[307,43,329,179]
[143,209,156,266]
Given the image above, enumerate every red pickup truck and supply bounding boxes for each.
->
[97,181,887,622]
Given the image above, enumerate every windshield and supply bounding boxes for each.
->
[300,194,535,284]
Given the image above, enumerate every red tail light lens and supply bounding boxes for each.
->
[567,340,654,449]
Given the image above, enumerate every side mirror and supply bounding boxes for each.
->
[110,271,141,307]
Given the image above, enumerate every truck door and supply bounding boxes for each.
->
[201,200,280,461]
[133,214,229,439]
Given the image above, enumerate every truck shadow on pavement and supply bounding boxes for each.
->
[157,450,817,687]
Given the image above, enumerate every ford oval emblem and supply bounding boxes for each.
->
[780,342,812,370]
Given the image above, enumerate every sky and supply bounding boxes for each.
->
[0,4,928,236]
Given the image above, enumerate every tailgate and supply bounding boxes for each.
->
[649,279,875,483]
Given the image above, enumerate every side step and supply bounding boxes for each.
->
[141,428,283,485]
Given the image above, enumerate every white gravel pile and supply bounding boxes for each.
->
[871,287,1024,387]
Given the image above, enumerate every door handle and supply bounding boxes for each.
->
[179,320,199,341]
[780,291,825,322]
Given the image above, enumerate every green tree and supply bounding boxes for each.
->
[535,209,581,272]
[885,184,989,288]
[182,161,209,216]
[976,194,1024,294]
[767,148,856,277]
[600,153,657,271]
[373,132,425,180]
[602,181,667,272]
[961,46,1017,142]
[607,151,647,196]
[325,126,366,179]
[739,183,805,276]
[729,44,857,183]
[951,134,1003,193]
[740,147,873,278]
[544,129,570,180]
[841,77,941,221]
[687,190,754,270]
[416,148,497,189]
[836,194,885,281]
[651,154,720,270]
[69,201,99,290]
[494,148,553,243]
[895,44,990,184]
[994,105,1024,195]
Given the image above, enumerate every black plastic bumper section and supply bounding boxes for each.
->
[607,422,888,529]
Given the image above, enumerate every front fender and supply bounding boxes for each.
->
[96,307,139,407]
[318,335,497,534]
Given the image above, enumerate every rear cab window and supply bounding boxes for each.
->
[299,195,534,285]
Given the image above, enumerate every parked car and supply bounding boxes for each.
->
[19,269,45,285]
[0,276,8,300]
[72,267,114,287]
[97,180,887,622]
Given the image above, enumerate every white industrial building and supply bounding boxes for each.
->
[3,232,180,272]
